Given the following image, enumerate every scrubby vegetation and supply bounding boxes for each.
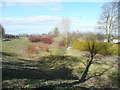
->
[2,35,119,89]
[1,2,119,89]
[72,39,119,55]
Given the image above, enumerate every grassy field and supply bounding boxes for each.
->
[2,38,119,89]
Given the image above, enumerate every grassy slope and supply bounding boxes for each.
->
[2,38,118,88]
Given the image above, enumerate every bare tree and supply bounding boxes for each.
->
[66,32,81,46]
[97,2,118,42]
[59,17,71,47]
[0,24,5,39]
[60,17,71,36]
[118,1,120,39]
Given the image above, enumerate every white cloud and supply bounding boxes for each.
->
[0,1,63,11]
[0,2,17,8]
[1,0,63,3]
[1,16,98,34]
[0,15,61,35]
[21,2,61,7]
[0,15,61,26]
[49,3,63,11]
[1,0,118,2]
[21,2,53,7]
[5,2,16,7]
[5,27,53,35]
[27,2,63,11]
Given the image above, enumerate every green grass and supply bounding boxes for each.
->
[2,38,118,88]
[2,38,29,57]
[49,49,66,55]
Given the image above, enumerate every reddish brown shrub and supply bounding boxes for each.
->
[26,45,38,54]
[41,37,52,44]
[59,41,65,47]
[28,37,41,42]
[38,45,50,52]
[28,36,53,44]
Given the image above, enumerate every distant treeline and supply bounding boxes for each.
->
[4,34,19,39]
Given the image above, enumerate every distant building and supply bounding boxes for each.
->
[112,39,120,44]
[103,39,108,42]
[104,37,120,44]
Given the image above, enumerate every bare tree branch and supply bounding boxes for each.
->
[85,61,117,81]
[85,68,110,81]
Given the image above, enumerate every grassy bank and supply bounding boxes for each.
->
[2,38,119,89]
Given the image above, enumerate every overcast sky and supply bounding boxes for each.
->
[0,0,113,35]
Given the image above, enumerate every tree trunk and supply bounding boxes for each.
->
[80,56,93,82]
[56,56,94,87]
[107,34,111,42]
